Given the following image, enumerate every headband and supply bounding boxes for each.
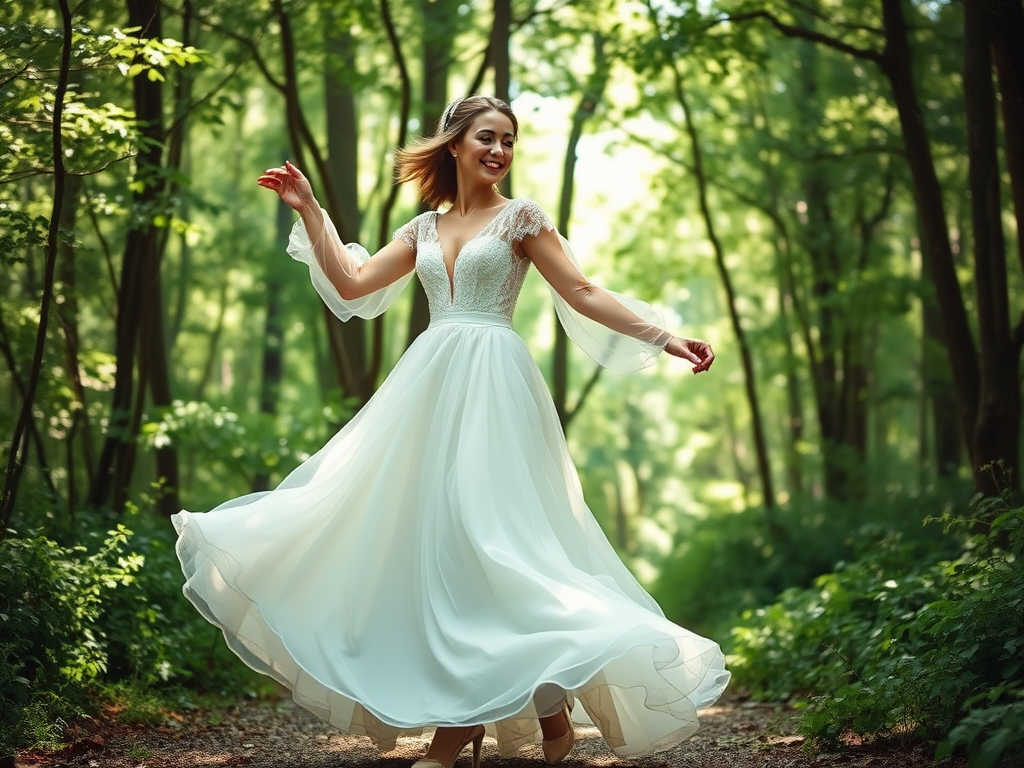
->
[440,98,463,133]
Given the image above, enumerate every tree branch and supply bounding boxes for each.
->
[783,0,885,37]
[0,153,135,185]
[375,0,412,251]
[185,4,283,91]
[723,9,883,63]
[161,58,244,142]
[0,62,31,91]
[564,363,604,428]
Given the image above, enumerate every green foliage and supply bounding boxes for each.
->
[0,517,268,757]
[940,700,1024,768]
[139,399,356,510]
[101,682,168,726]
[0,208,48,266]
[102,26,205,82]
[730,496,1024,765]
[652,488,966,639]
[95,510,270,693]
[0,526,138,755]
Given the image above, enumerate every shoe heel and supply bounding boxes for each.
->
[472,730,483,768]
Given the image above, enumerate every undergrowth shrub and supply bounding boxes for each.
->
[0,515,267,758]
[96,512,270,693]
[0,526,139,756]
[730,495,1024,767]
[652,487,967,639]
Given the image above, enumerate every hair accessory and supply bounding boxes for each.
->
[440,98,464,133]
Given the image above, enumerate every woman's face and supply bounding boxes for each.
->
[452,109,516,188]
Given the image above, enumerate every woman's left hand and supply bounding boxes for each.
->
[665,337,715,373]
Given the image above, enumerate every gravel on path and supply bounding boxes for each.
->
[16,695,966,768]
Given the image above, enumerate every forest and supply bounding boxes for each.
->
[1,0,1022,766]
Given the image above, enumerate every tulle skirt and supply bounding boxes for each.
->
[171,311,729,757]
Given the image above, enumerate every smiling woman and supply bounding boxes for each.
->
[171,94,728,768]
[395,95,518,211]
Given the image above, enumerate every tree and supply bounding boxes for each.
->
[552,32,610,430]
[90,0,176,515]
[0,0,74,531]
[725,0,1023,495]
[639,3,778,511]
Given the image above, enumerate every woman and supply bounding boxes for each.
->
[172,95,729,768]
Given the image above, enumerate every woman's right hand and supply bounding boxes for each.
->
[257,160,317,213]
[665,336,715,374]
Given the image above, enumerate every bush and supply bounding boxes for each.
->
[0,526,139,756]
[0,517,267,758]
[652,487,968,639]
[729,495,1024,767]
[96,512,270,693]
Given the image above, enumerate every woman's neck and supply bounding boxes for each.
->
[449,187,506,217]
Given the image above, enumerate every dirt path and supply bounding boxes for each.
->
[17,695,964,768]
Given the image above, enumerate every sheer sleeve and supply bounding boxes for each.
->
[551,235,670,372]
[286,208,415,321]
[514,200,670,373]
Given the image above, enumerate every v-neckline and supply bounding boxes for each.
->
[432,201,514,302]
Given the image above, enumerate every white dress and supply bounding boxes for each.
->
[171,198,729,758]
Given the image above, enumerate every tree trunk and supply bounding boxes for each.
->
[789,13,869,501]
[776,249,805,499]
[376,0,413,252]
[89,0,165,513]
[754,86,808,499]
[0,0,73,531]
[0,314,59,516]
[166,0,196,350]
[669,62,777,514]
[56,173,95,514]
[371,0,414,383]
[880,0,981,477]
[988,0,1024,282]
[407,0,460,347]
[553,33,607,430]
[253,197,290,493]
[490,0,512,197]
[193,270,230,401]
[324,12,371,404]
[963,0,1020,493]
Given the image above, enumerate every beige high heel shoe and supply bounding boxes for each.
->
[541,702,575,765]
[412,724,485,768]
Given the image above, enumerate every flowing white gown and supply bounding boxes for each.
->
[171,198,730,758]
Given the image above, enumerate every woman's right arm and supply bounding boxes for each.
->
[259,161,415,300]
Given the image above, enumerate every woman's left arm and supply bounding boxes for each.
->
[522,226,715,373]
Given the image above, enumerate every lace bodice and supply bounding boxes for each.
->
[288,198,671,372]
[394,199,552,320]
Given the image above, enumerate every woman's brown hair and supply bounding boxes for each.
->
[395,96,518,209]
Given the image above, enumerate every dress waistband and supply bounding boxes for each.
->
[429,311,513,329]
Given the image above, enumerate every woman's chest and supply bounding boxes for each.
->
[416,237,528,305]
